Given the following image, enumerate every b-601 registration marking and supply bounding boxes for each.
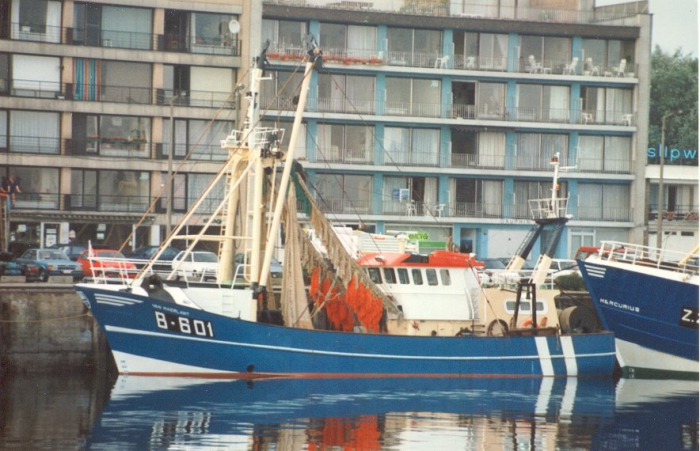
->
[154,311,215,337]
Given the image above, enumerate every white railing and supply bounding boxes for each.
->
[595,241,699,277]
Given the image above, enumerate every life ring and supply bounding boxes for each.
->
[520,317,548,328]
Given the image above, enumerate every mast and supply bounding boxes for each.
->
[258,36,322,292]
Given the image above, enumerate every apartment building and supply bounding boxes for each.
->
[0,0,261,252]
[257,0,676,260]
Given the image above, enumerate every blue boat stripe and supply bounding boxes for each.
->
[105,325,614,362]
[534,337,554,375]
[560,336,578,376]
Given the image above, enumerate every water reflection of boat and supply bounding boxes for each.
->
[88,376,616,450]
[593,379,699,450]
[578,242,699,379]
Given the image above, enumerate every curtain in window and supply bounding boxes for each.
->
[546,86,570,122]
[102,6,152,49]
[10,111,59,154]
[347,25,376,59]
[478,82,505,118]
[346,75,373,114]
[190,67,234,107]
[480,34,508,69]
[482,180,502,216]
[13,54,60,92]
[517,84,540,120]
[46,1,61,43]
[188,120,230,160]
[188,173,221,213]
[261,20,277,48]
[604,136,631,173]
[541,134,567,168]
[516,133,539,169]
[316,124,333,161]
[0,111,6,148]
[578,184,602,220]
[478,132,505,168]
[578,135,603,172]
[74,58,100,100]
[606,88,632,123]
[602,184,629,220]
[412,129,439,166]
[384,127,409,165]
[423,177,438,210]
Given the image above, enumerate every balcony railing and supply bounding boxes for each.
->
[7,135,61,155]
[648,205,699,222]
[313,146,374,165]
[8,22,243,56]
[263,0,646,25]
[314,197,372,215]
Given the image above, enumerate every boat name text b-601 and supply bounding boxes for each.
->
[680,307,699,329]
[599,298,640,313]
[154,311,215,338]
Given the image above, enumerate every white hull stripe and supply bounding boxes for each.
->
[583,264,606,278]
[95,293,143,306]
[534,336,555,376]
[105,325,612,363]
[535,377,554,415]
[560,336,578,376]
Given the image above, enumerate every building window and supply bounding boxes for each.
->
[190,12,238,55]
[316,123,373,164]
[262,19,307,55]
[98,170,150,212]
[513,180,568,219]
[451,178,503,218]
[578,135,632,173]
[260,70,304,110]
[8,166,59,209]
[13,0,61,43]
[582,38,635,75]
[162,118,232,161]
[386,77,441,117]
[317,73,375,114]
[384,175,438,216]
[580,86,633,125]
[387,27,441,67]
[315,173,372,214]
[11,54,60,98]
[319,22,377,61]
[384,127,439,167]
[578,183,630,221]
[516,84,570,122]
[515,133,568,170]
[477,82,505,119]
[519,35,571,74]
[9,110,59,154]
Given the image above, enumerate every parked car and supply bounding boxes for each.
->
[0,251,40,280]
[16,248,84,282]
[46,243,93,261]
[478,258,522,285]
[546,259,580,284]
[234,253,283,285]
[125,246,181,273]
[171,250,219,280]
[76,249,137,279]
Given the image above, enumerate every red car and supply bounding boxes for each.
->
[76,249,137,279]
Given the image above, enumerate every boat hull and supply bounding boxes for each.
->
[578,260,699,379]
[75,284,615,378]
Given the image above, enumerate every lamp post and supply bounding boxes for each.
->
[166,94,179,237]
[655,110,680,249]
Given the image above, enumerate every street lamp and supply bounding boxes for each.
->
[655,110,681,249]
[166,93,180,237]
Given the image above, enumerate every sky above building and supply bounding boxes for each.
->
[596,0,698,56]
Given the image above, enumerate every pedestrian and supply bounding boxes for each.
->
[8,176,21,207]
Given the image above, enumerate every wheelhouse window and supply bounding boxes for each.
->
[397,268,410,284]
[411,268,423,285]
[383,268,396,284]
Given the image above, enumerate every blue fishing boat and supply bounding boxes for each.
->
[578,242,699,379]
[74,38,615,379]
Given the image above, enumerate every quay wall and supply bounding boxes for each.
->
[0,284,110,374]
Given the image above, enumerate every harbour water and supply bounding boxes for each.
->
[0,367,697,450]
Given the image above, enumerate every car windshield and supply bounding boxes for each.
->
[483,259,507,270]
[99,251,123,258]
[194,253,218,263]
[40,251,70,260]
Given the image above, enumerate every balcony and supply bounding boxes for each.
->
[313,146,374,165]
[264,0,646,24]
[8,22,242,56]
